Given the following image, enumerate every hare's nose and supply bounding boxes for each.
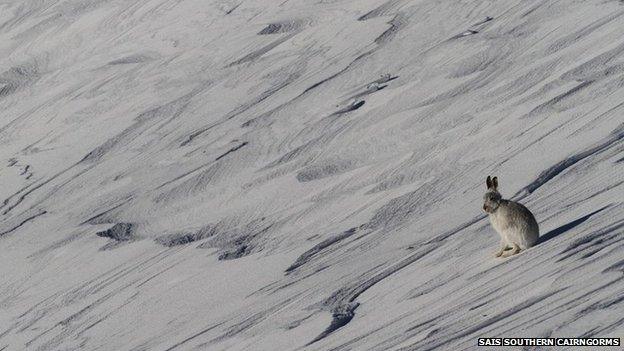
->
[483,204,488,211]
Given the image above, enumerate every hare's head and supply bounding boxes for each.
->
[483,176,501,213]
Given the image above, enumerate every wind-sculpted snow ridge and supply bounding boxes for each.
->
[1,0,624,350]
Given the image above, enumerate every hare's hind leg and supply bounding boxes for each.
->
[502,243,521,257]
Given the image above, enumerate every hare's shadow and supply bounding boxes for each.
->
[537,205,610,245]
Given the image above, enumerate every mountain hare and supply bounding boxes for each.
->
[483,176,539,257]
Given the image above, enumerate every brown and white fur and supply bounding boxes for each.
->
[483,176,539,257]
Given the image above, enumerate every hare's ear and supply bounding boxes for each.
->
[492,176,498,190]
[486,176,492,189]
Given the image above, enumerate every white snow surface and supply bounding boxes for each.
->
[0,0,623,350]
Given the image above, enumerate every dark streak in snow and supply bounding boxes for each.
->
[516,124,624,197]
[307,302,360,345]
[108,54,151,65]
[449,30,479,40]
[403,289,567,351]
[473,16,493,26]
[285,227,358,273]
[225,3,240,15]
[333,100,365,115]
[81,199,132,225]
[215,142,248,161]
[358,0,402,21]
[557,219,624,262]
[538,206,609,245]
[181,76,296,146]
[227,33,297,66]
[526,80,593,117]
[309,244,440,345]
[374,14,407,45]
[164,322,224,351]
[0,210,47,237]
[95,223,135,241]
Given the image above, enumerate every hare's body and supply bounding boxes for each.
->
[483,176,539,257]
[488,199,539,251]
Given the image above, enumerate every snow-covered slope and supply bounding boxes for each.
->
[1,0,623,350]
